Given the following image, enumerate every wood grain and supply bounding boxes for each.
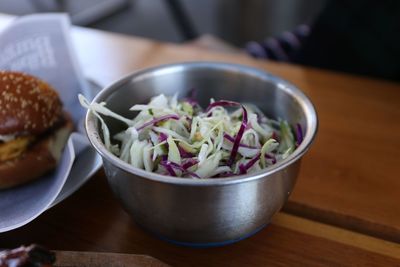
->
[69,25,400,242]
[55,251,169,267]
[273,213,400,260]
[1,176,399,267]
[0,12,400,265]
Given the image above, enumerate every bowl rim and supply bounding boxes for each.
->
[85,61,318,186]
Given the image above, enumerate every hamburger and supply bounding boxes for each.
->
[0,71,73,189]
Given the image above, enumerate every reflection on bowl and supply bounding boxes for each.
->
[85,62,318,246]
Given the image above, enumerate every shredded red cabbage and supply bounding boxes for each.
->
[239,153,261,174]
[206,101,248,166]
[295,123,303,146]
[205,100,241,113]
[271,131,279,141]
[160,160,177,176]
[161,160,199,178]
[182,158,199,169]
[158,132,168,142]
[137,114,179,131]
[81,92,299,179]
[265,153,277,164]
[223,133,259,149]
[178,144,195,158]
[185,88,199,106]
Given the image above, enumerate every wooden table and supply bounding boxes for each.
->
[0,14,399,266]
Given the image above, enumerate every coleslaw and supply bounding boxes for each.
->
[79,93,302,178]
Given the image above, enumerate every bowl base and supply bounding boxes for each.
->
[141,223,268,248]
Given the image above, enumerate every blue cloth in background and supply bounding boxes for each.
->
[246,0,400,82]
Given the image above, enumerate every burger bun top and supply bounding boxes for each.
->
[0,71,63,136]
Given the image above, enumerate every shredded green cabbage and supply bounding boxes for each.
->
[80,93,298,178]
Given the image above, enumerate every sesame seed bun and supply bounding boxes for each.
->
[0,71,73,189]
[0,71,63,136]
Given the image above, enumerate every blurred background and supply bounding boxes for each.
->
[0,0,398,81]
[0,0,326,44]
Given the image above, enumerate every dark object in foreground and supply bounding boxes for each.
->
[0,244,55,267]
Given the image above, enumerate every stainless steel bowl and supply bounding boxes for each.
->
[85,62,318,246]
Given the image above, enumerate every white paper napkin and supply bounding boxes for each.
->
[0,14,102,232]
